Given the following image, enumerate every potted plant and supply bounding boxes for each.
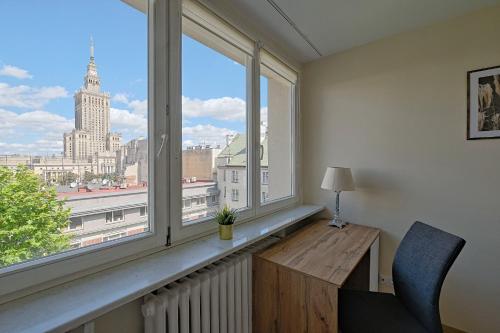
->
[215,205,237,240]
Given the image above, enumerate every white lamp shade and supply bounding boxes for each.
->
[321,167,355,191]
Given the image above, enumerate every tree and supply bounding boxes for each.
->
[59,172,78,185]
[83,171,95,182]
[0,166,72,267]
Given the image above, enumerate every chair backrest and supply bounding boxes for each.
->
[392,221,465,333]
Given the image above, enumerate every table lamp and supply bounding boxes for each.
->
[321,167,355,228]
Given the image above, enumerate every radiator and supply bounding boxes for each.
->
[142,238,278,333]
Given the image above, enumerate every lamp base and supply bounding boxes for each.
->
[328,218,348,229]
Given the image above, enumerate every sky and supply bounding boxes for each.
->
[0,0,266,155]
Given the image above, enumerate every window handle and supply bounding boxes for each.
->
[156,134,168,158]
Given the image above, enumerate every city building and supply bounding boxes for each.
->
[63,38,121,173]
[181,180,219,223]
[61,187,148,248]
[182,145,221,181]
[0,154,104,183]
[116,138,148,185]
[216,134,270,209]
[61,179,219,246]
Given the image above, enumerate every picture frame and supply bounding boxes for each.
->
[467,65,500,140]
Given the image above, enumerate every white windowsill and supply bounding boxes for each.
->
[0,204,323,333]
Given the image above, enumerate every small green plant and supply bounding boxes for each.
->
[215,205,237,225]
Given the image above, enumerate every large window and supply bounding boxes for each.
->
[0,0,149,270]
[0,0,298,298]
[0,0,168,298]
[180,8,251,225]
[170,0,298,242]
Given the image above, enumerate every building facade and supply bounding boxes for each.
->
[116,138,148,185]
[216,134,270,210]
[182,145,221,181]
[63,38,121,171]
[0,154,114,183]
[61,181,219,246]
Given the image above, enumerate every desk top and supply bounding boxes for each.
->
[257,220,380,287]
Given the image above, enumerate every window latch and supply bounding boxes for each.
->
[156,133,168,158]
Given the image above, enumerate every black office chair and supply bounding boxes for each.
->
[339,221,465,333]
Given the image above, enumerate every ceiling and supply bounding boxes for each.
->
[228,0,500,63]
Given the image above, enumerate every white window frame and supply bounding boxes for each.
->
[0,0,169,300]
[262,170,269,185]
[231,170,239,183]
[255,48,300,215]
[105,210,125,224]
[231,188,239,202]
[169,0,300,244]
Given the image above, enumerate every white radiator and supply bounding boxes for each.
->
[142,238,278,333]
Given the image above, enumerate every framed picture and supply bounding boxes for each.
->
[468,65,500,139]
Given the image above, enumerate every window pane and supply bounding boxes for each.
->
[260,63,294,203]
[0,0,148,269]
[181,17,249,225]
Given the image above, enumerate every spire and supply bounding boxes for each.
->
[84,36,99,92]
[90,35,95,62]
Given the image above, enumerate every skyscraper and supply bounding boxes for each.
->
[64,38,121,173]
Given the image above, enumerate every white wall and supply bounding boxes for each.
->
[302,5,500,332]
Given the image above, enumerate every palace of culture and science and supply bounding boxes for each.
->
[0,39,147,182]
[63,38,122,174]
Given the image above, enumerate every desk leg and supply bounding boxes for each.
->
[369,236,380,292]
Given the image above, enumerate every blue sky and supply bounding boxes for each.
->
[0,0,263,155]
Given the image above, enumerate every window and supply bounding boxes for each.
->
[232,189,239,202]
[260,50,296,204]
[0,0,170,298]
[0,0,152,268]
[68,217,83,230]
[232,170,239,183]
[104,210,124,223]
[180,5,250,226]
[169,0,298,243]
[113,210,124,222]
[0,0,298,298]
[102,232,127,242]
[262,171,269,185]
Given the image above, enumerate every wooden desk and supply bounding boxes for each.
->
[252,220,380,333]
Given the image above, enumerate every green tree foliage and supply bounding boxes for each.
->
[0,166,72,267]
[59,172,78,185]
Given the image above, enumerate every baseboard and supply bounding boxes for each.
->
[443,324,467,333]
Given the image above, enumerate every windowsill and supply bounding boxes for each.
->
[0,204,323,333]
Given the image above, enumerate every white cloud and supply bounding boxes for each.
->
[112,93,129,104]
[260,106,268,138]
[182,124,237,148]
[110,107,147,136]
[112,93,147,116]
[0,108,73,155]
[182,96,245,121]
[0,65,32,79]
[128,99,147,116]
[0,139,63,154]
[0,82,68,109]
[0,109,73,135]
